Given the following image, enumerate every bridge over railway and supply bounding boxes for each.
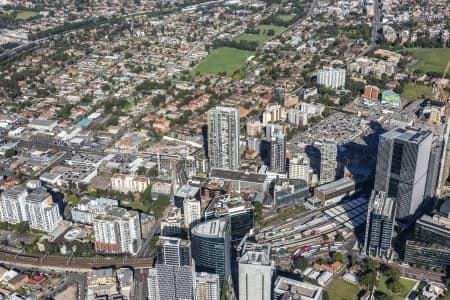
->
[0,249,153,271]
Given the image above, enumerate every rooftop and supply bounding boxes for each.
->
[381,127,432,144]
[192,218,228,239]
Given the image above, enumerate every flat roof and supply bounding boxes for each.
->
[192,218,228,239]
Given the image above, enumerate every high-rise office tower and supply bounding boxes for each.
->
[191,218,231,284]
[207,107,240,171]
[364,191,397,258]
[195,272,221,300]
[318,139,337,185]
[155,237,194,300]
[238,244,274,300]
[289,153,312,185]
[316,66,346,89]
[184,197,201,229]
[374,127,432,220]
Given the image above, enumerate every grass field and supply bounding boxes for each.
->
[5,10,39,20]
[277,14,295,21]
[376,276,416,300]
[401,83,433,100]
[406,48,450,76]
[234,24,286,44]
[328,279,363,300]
[192,47,255,75]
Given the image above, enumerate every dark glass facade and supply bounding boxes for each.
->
[404,240,450,272]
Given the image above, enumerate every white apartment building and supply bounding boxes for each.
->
[299,102,324,117]
[289,153,313,185]
[262,105,282,125]
[110,174,150,193]
[317,67,346,89]
[183,197,201,229]
[93,207,142,255]
[71,197,119,224]
[0,185,62,232]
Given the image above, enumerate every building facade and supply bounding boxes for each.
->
[195,272,220,300]
[207,107,240,171]
[184,197,202,229]
[318,140,337,185]
[364,191,397,258]
[238,245,274,300]
[317,67,346,89]
[191,218,231,283]
[289,153,312,185]
[374,127,432,220]
[155,237,194,300]
[93,207,142,255]
[0,185,62,232]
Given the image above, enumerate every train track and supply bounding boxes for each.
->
[0,249,153,270]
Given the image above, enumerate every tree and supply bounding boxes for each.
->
[137,166,147,176]
[360,271,377,290]
[331,252,345,263]
[16,222,30,234]
[335,232,344,242]
[66,193,80,206]
[4,149,16,158]
[294,256,310,270]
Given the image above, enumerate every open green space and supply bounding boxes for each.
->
[328,279,363,300]
[406,48,450,76]
[401,83,433,100]
[234,24,286,44]
[376,276,416,300]
[277,14,295,22]
[192,47,255,75]
[5,10,39,20]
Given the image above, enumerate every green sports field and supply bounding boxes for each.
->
[234,25,286,44]
[406,48,450,76]
[192,47,255,75]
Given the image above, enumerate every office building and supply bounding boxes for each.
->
[93,207,142,255]
[374,127,432,220]
[0,185,62,232]
[314,177,356,206]
[155,237,194,300]
[239,245,274,300]
[289,153,312,185]
[160,206,182,237]
[195,272,220,300]
[364,191,397,258]
[184,197,202,229]
[174,184,199,214]
[273,178,309,208]
[205,195,254,240]
[404,240,450,272]
[317,67,346,89]
[318,139,337,185]
[191,218,231,283]
[273,276,323,300]
[207,107,240,171]
[414,214,450,248]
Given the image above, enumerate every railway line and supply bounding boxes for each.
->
[0,249,153,270]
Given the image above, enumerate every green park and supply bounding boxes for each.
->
[192,47,255,75]
[406,48,450,76]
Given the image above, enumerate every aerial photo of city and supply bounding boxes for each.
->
[0,0,449,299]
